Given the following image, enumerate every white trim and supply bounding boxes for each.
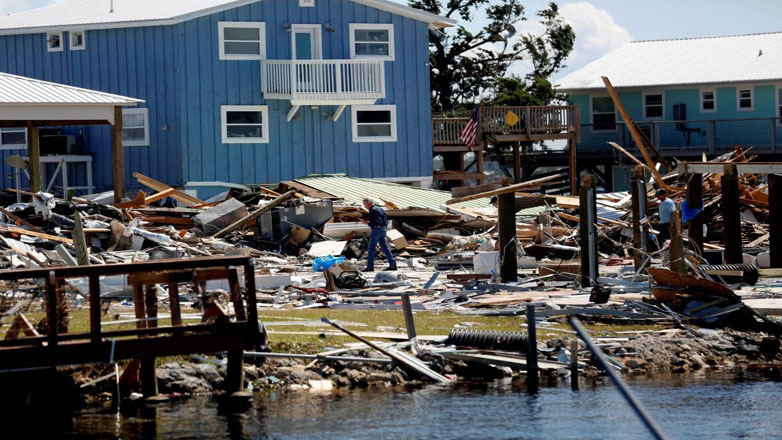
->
[221,105,269,144]
[349,23,394,61]
[351,104,397,142]
[291,24,322,60]
[642,91,664,120]
[0,0,454,36]
[589,95,617,133]
[0,128,27,151]
[69,30,85,51]
[299,0,315,6]
[122,108,150,147]
[46,31,63,52]
[736,87,754,111]
[218,21,266,61]
[699,88,716,113]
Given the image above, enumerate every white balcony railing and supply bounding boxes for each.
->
[261,59,385,102]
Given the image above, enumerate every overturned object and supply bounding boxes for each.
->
[193,198,247,235]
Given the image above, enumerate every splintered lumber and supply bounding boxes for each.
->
[0,225,73,244]
[446,173,566,205]
[602,77,668,190]
[321,317,452,384]
[132,172,205,207]
[608,142,650,170]
[212,190,295,238]
[0,207,45,234]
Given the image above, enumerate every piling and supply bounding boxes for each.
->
[570,339,579,391]
[721,164,742,264]
[525,305,538,392]
[669,209,686,274]
[579,174,598,287]
[498,192,518,282]
[686,173,704,254]
[770,174,782,268]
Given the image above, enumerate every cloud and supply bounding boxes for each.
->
[556,2,632,78]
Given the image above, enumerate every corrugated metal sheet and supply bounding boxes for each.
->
[558,32,782,91]
[295,175,491,212]
[0,72,142,105]
[0,0,453,33]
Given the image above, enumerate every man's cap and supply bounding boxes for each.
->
[490,195,498,205]
[655,189,666,197]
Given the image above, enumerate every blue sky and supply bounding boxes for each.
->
[3,0,782,78]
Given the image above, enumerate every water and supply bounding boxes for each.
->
[52,371,782,439]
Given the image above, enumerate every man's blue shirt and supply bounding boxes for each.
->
[658,198,675,224]
[368,205,388,229]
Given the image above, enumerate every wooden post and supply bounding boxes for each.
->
[401,294,417,340]
[46,271,58,352]
[631,166,643,271]
[669,209,686,274]
[228,268,247,321]
[132,285,147,329]
[579,174,598,287]
[29,123,41,193]
[513,142,521,184]
[244,260,259,347]
[226,348,245,394]
[89,275,101,344]
[770,174,782,268]
[569,137,578,196]
[686,173,704,255]
[525,305,538,393]
[140,355,158,398]
[570,339,579,391]
[498,192,518,283]
[721,164,742,264]
[111,106,126,204]
[167,274,182,327]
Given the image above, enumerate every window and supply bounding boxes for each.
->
[221,105,269,144]
[299,0,315,6]
[643,92,664,119]
[591,96,616,131]
[218,22,266,60]
[0,128,27,150]
[737,88,753,111]
[700,89,716,112]
[349,24,394,61]
[122,108,150,146]
[351,105,397,142]
[70,31,86,50]
[47,32,63,52]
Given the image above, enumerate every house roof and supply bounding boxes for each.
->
[0,71,142,105]
[0,0,455,35]
[557,32,782,91]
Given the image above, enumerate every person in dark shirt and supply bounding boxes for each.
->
[362,198,397,271]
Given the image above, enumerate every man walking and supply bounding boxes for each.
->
[655,189,676,245]
[362,198,397,271]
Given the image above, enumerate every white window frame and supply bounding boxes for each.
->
[0,128,28,150]
[642,91,664,120]
[46,32,63,52]
[737,87,754,111]
[221,105,269,144]
[700,88,716,113]
[218,22,266,61]
[349,23,395,61]
[69,30,86,51]
[351,105,397,142]
[299,0,315,6]
[122,108,150,147]
[590,95,616,133]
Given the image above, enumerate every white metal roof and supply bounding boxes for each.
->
[558,32,782,91]
[0,0,455,35]
[0,72,142,105]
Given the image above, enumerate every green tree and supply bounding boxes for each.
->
[411,0,575,111]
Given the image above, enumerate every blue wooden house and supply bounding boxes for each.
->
[557,32,782,190]
[0,0,453,193]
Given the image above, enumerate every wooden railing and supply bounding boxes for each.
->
[432,106,581,145]
[262,59,385,101]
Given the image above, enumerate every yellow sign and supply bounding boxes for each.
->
[505,110,520,127]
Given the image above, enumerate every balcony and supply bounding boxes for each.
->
[261,59,385,121]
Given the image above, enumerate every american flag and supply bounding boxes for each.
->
[459,108,479,150]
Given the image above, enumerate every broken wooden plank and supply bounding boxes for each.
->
[132,172,205,207]
[0,225,73,244]
[0,207,45,234]
[446,173,567,205]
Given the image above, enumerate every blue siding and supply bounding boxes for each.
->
[0,0,434,191]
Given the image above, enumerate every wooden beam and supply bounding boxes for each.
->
[513,142,521,184]
[683,162,782,175]
[608,141,649,170]
[0,225,73,244]
[770,174,782,268]
[0,207,45,234]
[28,124,41,193]
[601,77,668,190]
[569,137,578,196]
[111,106,125,204]
[721,164,742,264]
[132,172,205,207]
[446,173,566,205]
[686,173,704,254]
[498,193,517,283]
[669,209,686,274]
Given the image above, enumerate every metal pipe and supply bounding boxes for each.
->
[568,317,669,440]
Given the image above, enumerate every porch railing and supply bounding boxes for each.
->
[261,59,385,101]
